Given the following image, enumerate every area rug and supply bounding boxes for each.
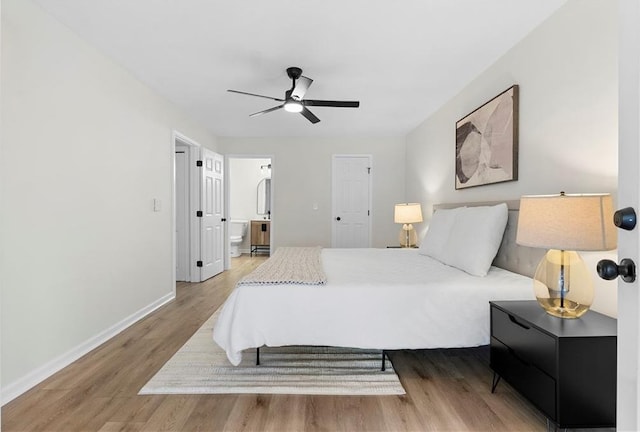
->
[139,309,406,395]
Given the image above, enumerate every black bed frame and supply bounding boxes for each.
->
[255,346,389,371]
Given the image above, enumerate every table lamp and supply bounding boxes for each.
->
[516,192,616,318]
[394,203,423,248]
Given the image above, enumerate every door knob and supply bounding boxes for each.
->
[614,207,636,230]
[597,258,636,283]
[336,217,341,221]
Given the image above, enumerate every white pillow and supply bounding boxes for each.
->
[442,203,508,276]
[418,207,464,261]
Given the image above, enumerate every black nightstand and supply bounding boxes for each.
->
[490,301,616,430]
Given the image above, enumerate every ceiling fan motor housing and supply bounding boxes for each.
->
[286,67,303,80]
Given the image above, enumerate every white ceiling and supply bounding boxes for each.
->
[32,0,567,138]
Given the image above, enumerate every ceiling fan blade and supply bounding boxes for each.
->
[304,100,360,108]
[291,76,313,100]
[249,105,284,117]
[300,107,320,124]
[228,89,284,102]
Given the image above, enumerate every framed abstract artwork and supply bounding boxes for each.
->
[455,85,519,189]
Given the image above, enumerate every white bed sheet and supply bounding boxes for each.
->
[213,248,535,365]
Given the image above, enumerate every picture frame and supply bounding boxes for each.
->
[455,85,519,189]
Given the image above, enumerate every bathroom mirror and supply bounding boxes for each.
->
[257,178,271,216]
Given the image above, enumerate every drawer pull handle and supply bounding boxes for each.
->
[508,314,530,330]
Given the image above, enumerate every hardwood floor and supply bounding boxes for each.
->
[2,255,550,432]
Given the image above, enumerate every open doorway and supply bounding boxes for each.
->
[227,156,273,267]
[174,132,200,283]
[173,132,225,282]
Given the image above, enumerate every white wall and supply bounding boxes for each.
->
[406,0,618,316]
[218,137,406,249]
[229,158,271,254]
[0,0,217,402]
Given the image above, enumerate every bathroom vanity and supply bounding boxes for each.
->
[250,220,270,256]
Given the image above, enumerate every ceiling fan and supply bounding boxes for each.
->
[227,67,360,124]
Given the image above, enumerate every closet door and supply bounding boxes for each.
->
[331,155,371,248]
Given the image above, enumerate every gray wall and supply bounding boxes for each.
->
[218,137,406,249]
[1,0,217,400]
[405,0,618,316]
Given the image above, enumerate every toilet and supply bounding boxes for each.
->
[230,220,248,257]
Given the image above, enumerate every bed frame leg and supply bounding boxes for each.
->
[491,372,501,393]
[381,350,386,371]
[256,347,260,366]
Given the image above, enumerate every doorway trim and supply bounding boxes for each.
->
[175,143,189,282]
[225,154,275,270]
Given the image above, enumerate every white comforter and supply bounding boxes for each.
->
[213,248,534,365]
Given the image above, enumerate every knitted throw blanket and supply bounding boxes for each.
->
[238,247,327,285]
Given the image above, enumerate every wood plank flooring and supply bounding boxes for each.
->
[2,255,550,432]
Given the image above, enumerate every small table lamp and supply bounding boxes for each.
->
[516,192,617,318]
[394,203,423,248]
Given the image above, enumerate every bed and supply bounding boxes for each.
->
[213,200,544,366]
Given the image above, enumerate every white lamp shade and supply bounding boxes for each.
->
[394,203,423,224]
[517,193,616,251]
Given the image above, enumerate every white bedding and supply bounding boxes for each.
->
[213,248,535,366]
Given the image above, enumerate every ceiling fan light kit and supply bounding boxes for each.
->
[283,101,303,113]
[228,66,360,124]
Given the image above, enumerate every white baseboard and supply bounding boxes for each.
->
[1,292,175,406]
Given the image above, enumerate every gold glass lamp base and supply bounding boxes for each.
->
[533,249,594,319]
[398,223,418,248]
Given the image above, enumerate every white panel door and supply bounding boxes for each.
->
[200,148,224,281]
[332,155,371,248]
[617,2,640,428]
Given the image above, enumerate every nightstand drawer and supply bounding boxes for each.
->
[491,308,556,377]
[491,337,556,420]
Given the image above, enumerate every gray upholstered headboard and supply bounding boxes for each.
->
[433,200,545,278]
